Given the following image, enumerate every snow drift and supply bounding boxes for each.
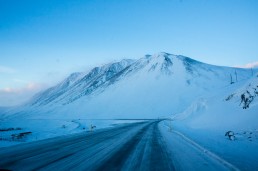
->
[1,52,255,120]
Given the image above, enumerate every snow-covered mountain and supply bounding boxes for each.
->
[1,52,258,153]
[30,59,135,106]
[226,74,258,109]
[2,52,255,120]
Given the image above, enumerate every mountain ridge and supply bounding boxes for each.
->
[2,52,256,119]
[30,52,254,107]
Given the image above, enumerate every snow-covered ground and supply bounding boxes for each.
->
[163,73,258,170]
[159,122,240,171]
[162,121,258,171]
[0,119,146,147]
[0,120,235,170]
[0,52,257,169]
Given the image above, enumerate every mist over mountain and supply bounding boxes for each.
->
[2,52,256,120]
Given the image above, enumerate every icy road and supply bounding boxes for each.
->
[0,120,237,171]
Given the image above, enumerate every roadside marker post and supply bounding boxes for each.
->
[169,118,172,132]
[90,124,96,132]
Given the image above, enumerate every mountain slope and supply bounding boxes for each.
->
[3,52,254,120]
[30,59,135,106]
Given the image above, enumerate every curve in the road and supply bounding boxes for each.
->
[0,121,174,171]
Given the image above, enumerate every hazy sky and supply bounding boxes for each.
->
[0,0,258,106]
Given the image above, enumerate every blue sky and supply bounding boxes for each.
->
[0,0,258,106]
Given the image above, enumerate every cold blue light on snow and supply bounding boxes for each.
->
[0,0,257,94]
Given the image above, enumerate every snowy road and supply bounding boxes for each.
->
[0,120,236,171]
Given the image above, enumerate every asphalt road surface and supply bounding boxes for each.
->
[0,120,237,171]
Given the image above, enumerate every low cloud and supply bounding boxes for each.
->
[0,83,42,93]
[0,66,16,74]
[235,61,258,69]
[0,83,46,107]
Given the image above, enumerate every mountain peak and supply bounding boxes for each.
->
[27,52,255,108]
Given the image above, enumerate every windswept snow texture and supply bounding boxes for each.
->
[1,52,258,170]
[1,52,254,120]
[227,74,258,109]
[169,73,258,170]
[0,121,236,171]
[30,59,135,106]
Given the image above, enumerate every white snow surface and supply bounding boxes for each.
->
[166,73,258,170]
[2,52,254,120]
[0,52,258,168]
[0,119,145,147]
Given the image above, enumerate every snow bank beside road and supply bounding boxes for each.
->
[0,119,145,148]
[168,75,258,170]
[159,122,239,171]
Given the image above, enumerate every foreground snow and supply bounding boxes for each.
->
[0,52,257,169]
[0,121,237,171]
[159,122,240,171]
[165,74,258,170]
[162,120,258,171]
[0,121,172,170]
[0,119,145,148]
